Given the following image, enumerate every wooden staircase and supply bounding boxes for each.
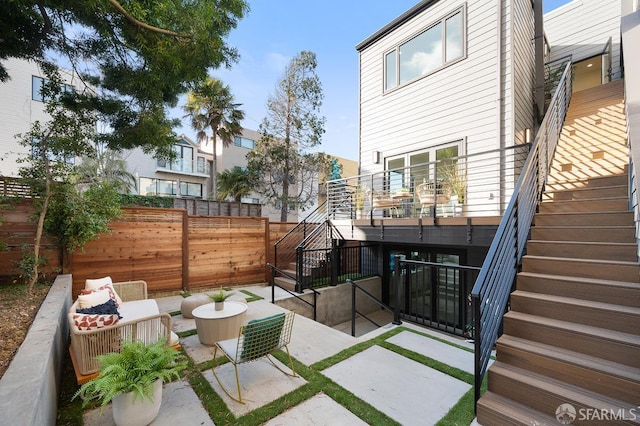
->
[477,81,640,424]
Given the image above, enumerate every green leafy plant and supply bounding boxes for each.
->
[74,340,187,407]
[208,289,233,302]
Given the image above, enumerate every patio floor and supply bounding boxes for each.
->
[82,285,480,425]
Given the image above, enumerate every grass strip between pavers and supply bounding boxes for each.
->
[59,323,483,425]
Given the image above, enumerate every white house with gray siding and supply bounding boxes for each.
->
[356,0,537,213]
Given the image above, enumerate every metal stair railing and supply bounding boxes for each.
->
[295,219,345,291]
[273,201,328,273]
[471,61,573,411]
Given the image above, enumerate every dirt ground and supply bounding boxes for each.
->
[0,283,50,379]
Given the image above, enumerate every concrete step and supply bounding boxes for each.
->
[487,362,640,424]
[530,226,636,243]
[273,276,297,292]
[496,335,640,405]
[539,197,629,213]
[526,240,637,261]
[503,311,640,368]
[521,255,639,281]
[510,290,640,334]
[516,272,640,308]
[533,211,633,226]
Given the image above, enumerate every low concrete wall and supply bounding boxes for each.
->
[0,274,72,425]
[276,277,383,326]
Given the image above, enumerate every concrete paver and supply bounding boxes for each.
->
[322,345,471,426]
[83,287,478,425]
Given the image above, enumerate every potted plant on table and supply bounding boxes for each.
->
[74,339,187,426]
[209,288,233,311]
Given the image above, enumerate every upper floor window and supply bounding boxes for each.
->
[384,6,465,91]
[196,156,209,174]
[32,76,74,102]
[234,136,255,150]
[157,141,193,173]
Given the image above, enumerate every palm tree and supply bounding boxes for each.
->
[217,168,252,201]
[184,78,245,200]
[75,147,137,193]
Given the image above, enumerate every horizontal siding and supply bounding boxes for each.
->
[359,0,504,175]
[544,0,622,79]
[512,0,535,145]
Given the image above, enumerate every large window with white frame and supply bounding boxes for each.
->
[234,136,255,149]
[385,141,462,192]
[384,6,465,91]
[157,141,194,173]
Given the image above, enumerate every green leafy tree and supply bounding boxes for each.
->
[74,146,137,193]
[217,168,252,202]
[16,64,99,291]
[1,0,249,158]
[184,78,245,199]
[247,51,327,222]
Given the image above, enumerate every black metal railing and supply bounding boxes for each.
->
[396,258,481,337]
[267,263,319,320]
[326,144,531,221]
[471,61,573,409]
[303,242,378,290]
[347,277,402,337]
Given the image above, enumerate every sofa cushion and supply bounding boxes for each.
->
[77,288,111,309]
[72,313,120,331]
[117,299,160,324]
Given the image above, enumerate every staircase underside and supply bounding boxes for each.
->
[477,80,640,424]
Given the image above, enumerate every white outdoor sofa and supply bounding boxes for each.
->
[68,279,178,380]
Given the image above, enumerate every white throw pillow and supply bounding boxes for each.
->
[85,276,112,289]
[85,277,123,306]
[77,288,111,309]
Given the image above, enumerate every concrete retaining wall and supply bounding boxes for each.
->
[275,277,383,326]
[0,274,72,425]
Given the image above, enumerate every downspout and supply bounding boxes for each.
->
[497,0,504,212]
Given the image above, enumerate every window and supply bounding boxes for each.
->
[157,141,193,173]
[180,181,202,198]
[240,197,260,204]
[32,76,74,102]
[384,7,465,91]
[234,136,255,149]
[385,141,461,191]
[139,178,177,196]
[196,157,209,174]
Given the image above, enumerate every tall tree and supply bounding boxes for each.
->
[217,168,252,202]
[247,51,327,222]
[184,78,245,199]
[16,65,121,291]
[1,0,249,158]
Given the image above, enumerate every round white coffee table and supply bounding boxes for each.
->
[192,301,248,345]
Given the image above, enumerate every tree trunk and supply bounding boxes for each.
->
[29,170,51,293]
[211,133,218,200]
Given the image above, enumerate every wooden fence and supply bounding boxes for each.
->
[0,202,296,296]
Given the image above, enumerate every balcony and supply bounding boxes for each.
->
[325,145,531,244]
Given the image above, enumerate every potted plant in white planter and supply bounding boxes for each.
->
[74,339,187,426]
[209,288,233,311]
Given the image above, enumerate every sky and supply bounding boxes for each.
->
[172,0,574,162]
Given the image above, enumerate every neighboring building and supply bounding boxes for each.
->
[0,58,90,177]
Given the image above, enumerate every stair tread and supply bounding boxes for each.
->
[498,335,640,382]
[512,290,640,315]
[546,184,627,192]
[517,271,640,288]
[489,361,640,412]
[532,225,634,229]
[478,391,559,425]
[528,239,636,247]
[524,254,639,267]
[505,311,640,345]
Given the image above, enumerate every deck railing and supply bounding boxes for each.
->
[326,144,531,221]
[470,61,573,409]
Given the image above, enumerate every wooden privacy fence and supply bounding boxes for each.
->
[67,207,294,297]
